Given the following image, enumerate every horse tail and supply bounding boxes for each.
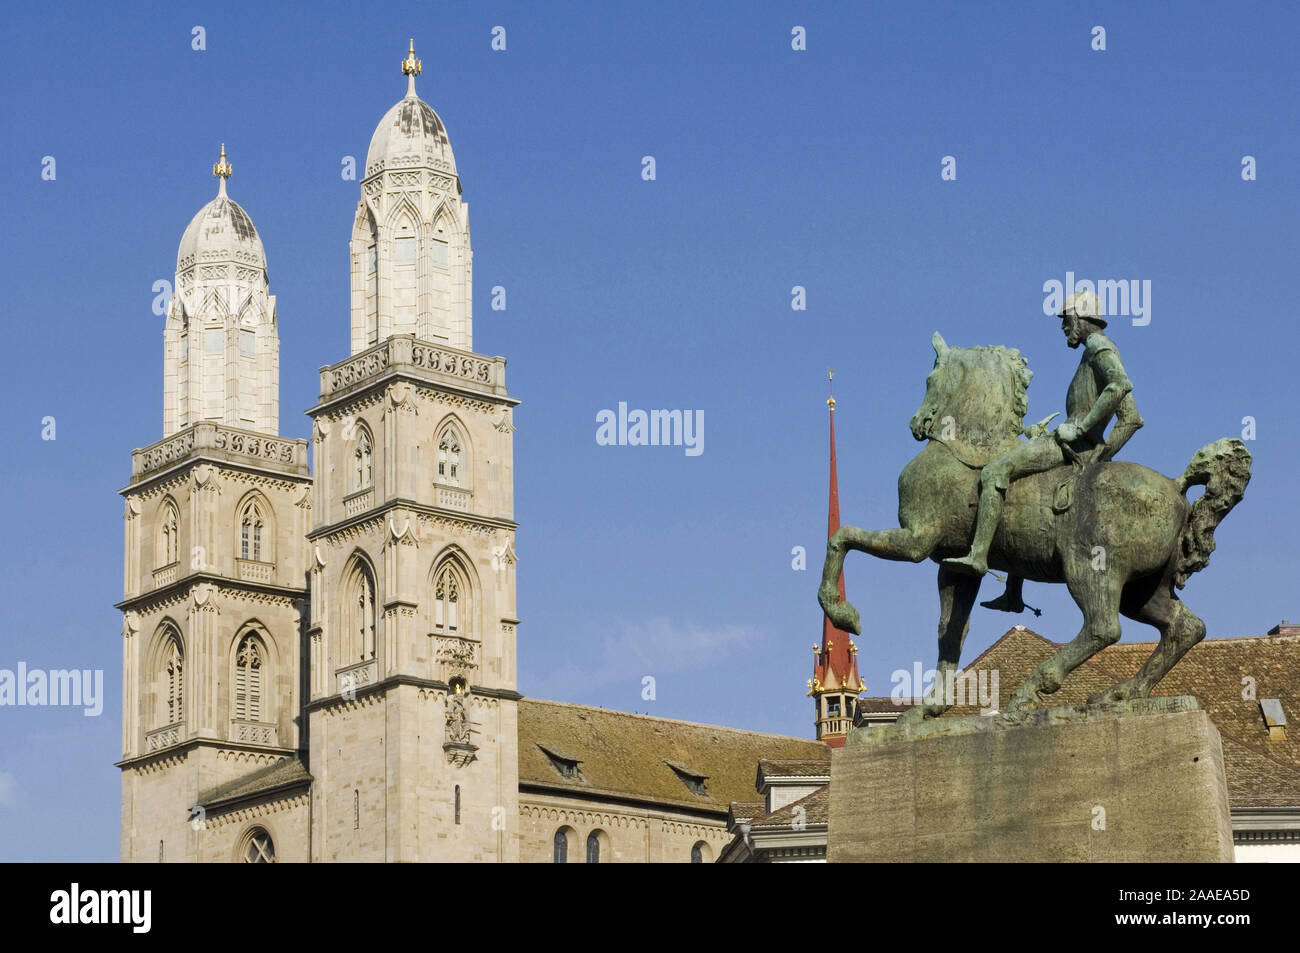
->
[1172,438,1252,589]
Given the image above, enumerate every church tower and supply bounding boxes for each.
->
[350,39,472,354]
[305,42,521,862]
[119,150,312,861]
[809,374,864,747]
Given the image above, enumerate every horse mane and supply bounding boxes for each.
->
[929,344,1034,467]
[953,344,1033,431]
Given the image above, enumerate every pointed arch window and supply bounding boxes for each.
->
[432,562,467,635]
[241,828,276,863]
[163,633,184,726]
[345,560,377,662]
[159,500,179,566]
[437,427,462,485]
[239,499,265,562]
[234,635,264,722]
[353,426,374,492]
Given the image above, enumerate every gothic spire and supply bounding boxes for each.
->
[810,370,864,746]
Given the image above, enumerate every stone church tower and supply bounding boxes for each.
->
[304,42,521,861]
[119,148,312,862]
[119,43,518,862]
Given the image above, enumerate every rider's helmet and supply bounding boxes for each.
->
[1059,289,1106,328]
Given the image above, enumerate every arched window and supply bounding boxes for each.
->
[586,831,602,864]
[437,426,462,485]
[239,498,265,562]
[233,635,264,722]
[240,827,276,863]
[691,841,710,864]
[162,632,184,726]
[344,559,377,661]
[454,785,461,825]
[159,500,179,566]
[432,561,468,635]
[353,425,374,492]
[553,829,569,864]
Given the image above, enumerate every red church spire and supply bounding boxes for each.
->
[810,370,863,747]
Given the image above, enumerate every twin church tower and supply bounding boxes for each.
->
[118,43,521,862]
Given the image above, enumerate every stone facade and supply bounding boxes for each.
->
[120,46,828,864]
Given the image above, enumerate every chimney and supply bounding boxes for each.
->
[1267,620,1300,636]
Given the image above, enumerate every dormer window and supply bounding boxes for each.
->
[539,744,582,780]
[1261,698,1287,741]
[666,761,708,796]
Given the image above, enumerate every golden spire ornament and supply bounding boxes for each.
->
[212,143,232,196]
[402,38,421,96]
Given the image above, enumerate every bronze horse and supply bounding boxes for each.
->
[819,333,1250,723]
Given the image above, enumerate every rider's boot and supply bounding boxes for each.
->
[981,575,1025,613]
[942,484,1003,577]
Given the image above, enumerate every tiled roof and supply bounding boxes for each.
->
[518,698,828,814]
[749,786,829,829]
[197,756,312,810]
[946,626,1300,809]
[756,757,831,784]
[857,695,919,714]
[728,801,767,825]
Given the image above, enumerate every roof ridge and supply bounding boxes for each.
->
[520,696,828,745]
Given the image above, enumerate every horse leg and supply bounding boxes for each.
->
[1089,588,1206,705]
[898,565,981,724]
[819,525,939,635]
[1005,559,1124,714]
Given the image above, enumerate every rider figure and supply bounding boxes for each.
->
[944,290,1144,609]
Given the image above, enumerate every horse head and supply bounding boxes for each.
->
[909,332,1032,456]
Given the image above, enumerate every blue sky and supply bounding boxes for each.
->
[2,1,1297,860]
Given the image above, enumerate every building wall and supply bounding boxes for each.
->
[121,747,296,862]
[1234,842,1300,862]
[518,792,729,863]
[306,340,519,862]
[119,444,310,862]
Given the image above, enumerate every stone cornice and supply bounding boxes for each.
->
[305,674,521,715]
[517,782,729,823]
[126,422,311,488]
[116,573,307,613]
[312,334,517,412]
[307,496,517,543]
[116,737,297,771]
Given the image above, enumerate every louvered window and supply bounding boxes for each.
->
[234,636,263,721]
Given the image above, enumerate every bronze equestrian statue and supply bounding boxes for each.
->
[818,292,1251,723]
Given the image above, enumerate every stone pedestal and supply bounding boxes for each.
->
[828,698,1234,862]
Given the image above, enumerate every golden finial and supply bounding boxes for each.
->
[213,143,232,179]
[826,639,834,651]
[812,644,820,653]
[402,37,422,88]
[827,367,836,409]
[849,640,858,653]
[213,143,232,196]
